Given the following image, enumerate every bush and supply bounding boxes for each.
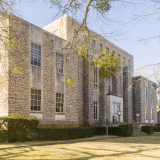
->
[0,114,39,142]
[154,126,160,132]
[94,127,106,135]
[141,126,154,134]
[108,127,127,136]
[36,127,95,141]
[157,123,160,126]
[95,125,133,137]
[119,124,133,136]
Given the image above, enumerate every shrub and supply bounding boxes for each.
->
[154,126,160,132]
[35,127,95,141]
[141,126,154,134]
[157,123,160,126]
[108,127,127,136]
[94,126,133,137]
[0,114,39,142]
[119,124,133,136]
[94,127,106,135]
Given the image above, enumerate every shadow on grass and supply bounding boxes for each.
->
[0,137,160,160]
[0,136,160,159]
[0,147,35,159]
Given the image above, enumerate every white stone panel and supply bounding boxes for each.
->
[55,114,66,121]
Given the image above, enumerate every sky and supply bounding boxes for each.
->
[14,0,160,82]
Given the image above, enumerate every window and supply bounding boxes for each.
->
[56,93,64,113]
[112,103,120,114]
[74,29,78,38]
[56,53,63,73]
[151,90,153,100]
[94,66,98,87]
[92,40,96,48]
[31,43,41,67]
[94,102,98,120]
[151,109,154,120]
[118,54,120,59]
[145,108,148,119]
[128,59,130,67]
[123,57,125,64]
[113,51,115,54]
[31,89,41,111]
[99,43,103,52]
[84,37,87,44]
[106,47,109,54]
[145,87,148,97]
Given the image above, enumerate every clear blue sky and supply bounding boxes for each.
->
[15,0,160,81]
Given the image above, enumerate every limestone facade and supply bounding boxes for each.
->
[0,14,157,127]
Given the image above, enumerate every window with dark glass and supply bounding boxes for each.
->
[56,53,63,73]
[92,40,96,48]
[56,93,64,113]
[99,43,103,52]
[106,47,109,54]
[31,43,41,67]
[94,102,98,120]
[31,89,41,111]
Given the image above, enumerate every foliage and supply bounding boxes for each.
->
[0,114,39,142]
[141,126,154,134]
[119,124,133,136]
[35,127,95,141]
[78,45,88,58]
[50,0,110,15]
[94,125,133,137]
[65,73,76,86]
[154,126,160,132]
[108,127,128,136]
[94,127,106,135]
[90,50,121,80]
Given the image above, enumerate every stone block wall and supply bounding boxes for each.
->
[133,76,157,124]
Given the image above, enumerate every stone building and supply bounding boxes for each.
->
[0,14,157,128]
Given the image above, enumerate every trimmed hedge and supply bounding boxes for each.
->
[36,127,95,141]
[119,124,133,136]
[0,114,39,142]
[141,126,154,134]
[94,127,106,135]
[95,125,133,137]
[108,127,127,136]
[154,126,160,132]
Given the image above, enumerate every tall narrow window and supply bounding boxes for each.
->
[128,59,130,67]
[151,109,154,120]
[94,102,98,120]
[99,43,103,52]
[123,57,125,64]
[84,37,87,44]
[145,108,148,119]
[56,53,63,73]
[118,54,120,59]
[74,29,78,38]
[31,89,41,111]
[94,66,98,87]
[31,43,41,67]
[113,51,115,54]
[92,40,96,48]
[145,87,148,98]
[106,47,109,54]
[56,93,64,113]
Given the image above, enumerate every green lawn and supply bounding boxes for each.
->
[0,136,160,159]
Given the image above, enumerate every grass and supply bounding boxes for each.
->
[0,135,116,150]
[0,136,160,159]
